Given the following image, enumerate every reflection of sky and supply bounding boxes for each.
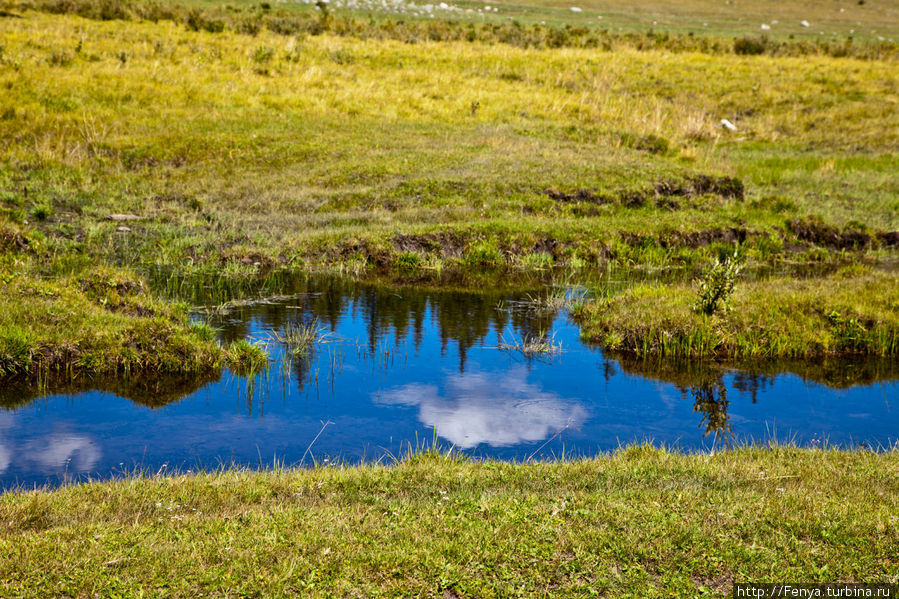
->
[0,411,102,476]
[0,443,10,474]
[377,368,587,448]
[0,430,101,477]
[1,286,897,488]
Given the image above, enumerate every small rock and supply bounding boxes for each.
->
[569,6,582,12]
[760,23,771,30]
[106,214,142,222]
[116,226,131,233]
[800,20,810,27]
[720,119,738,131]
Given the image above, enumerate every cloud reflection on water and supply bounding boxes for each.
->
[377,368,587,448]
[0,432,102,476]
[0,443,10,474]
[26,433,102,473]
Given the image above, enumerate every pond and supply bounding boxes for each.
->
[1,275,896,488]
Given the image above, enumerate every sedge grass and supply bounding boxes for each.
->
[498,329,563,359]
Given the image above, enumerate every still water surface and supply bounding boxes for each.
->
[1,276,896,488]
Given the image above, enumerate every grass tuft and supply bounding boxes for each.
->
[224,338,268,376]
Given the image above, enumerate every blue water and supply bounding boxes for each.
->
[0,277,896,488]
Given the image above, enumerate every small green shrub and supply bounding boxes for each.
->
[520,252,554,269]
[236,17,261,36]
[253,45,275,63]
[48,50,74,67]
[693,250,742,315]
[621,133,670,155]
[0,329,34,376]
[30,200,55,222]
[186,9,224,33]
[329,49,354,65]
[734,36,768,55]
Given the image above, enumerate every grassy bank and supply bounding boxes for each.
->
[0,220,266,379]
[574,268,899,359]
[1,447,897,597]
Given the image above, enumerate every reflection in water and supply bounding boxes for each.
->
[607,351,898,393]
[377,368,587,448]
[0,442,10,474]
[0,433,101,476]
[0,274,896,487]
[208,277,556,375]
[27,433,102,473]
[685,380,732,443]
[0,374,221,410]
[732,372,775,403]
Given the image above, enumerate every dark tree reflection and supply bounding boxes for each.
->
[683,379,732,443]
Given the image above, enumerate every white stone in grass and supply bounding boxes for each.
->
[760,23,771,30]
[720,119,738,131]
[570,6,582,12]
[800,20,810,27]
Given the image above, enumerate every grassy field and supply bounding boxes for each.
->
[35,0,899,45]
[1,0,898,374]
[1,447,897,597]
[1,5,898,594]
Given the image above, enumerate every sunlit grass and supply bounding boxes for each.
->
[0,4,898,375]
[574,269,899,359]
[0,445,896,596]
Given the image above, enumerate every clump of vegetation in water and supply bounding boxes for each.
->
[270,320,329,358]
[224,339,268,376]
[693,249,742,316]
[498,330,562,359]
[0,259,224,380]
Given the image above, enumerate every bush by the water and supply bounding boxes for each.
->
[693,250,742,315]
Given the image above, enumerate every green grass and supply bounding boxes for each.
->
[0,261,224,379]
[0,222,270,380]
[574,267,899,359]
[2,5,898,271]
[1,447,897,597]
[0,1,898,372]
